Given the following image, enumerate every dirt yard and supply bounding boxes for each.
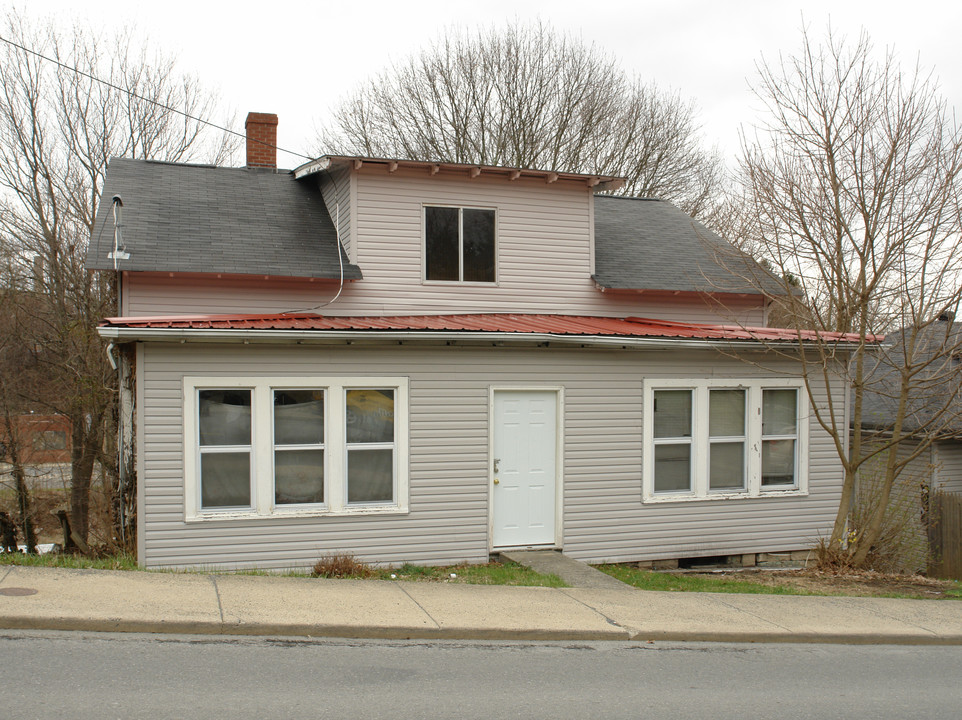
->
[682,567,959,599]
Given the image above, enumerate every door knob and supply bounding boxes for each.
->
[493,478,500,485]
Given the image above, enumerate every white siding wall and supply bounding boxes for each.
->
[140,341,843,570]
[123,167,766,324]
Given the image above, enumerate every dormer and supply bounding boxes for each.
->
[87,112,777,325]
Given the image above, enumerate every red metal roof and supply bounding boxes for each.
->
[99,313,877,344]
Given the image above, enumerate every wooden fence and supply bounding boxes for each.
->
[928,490,962,581]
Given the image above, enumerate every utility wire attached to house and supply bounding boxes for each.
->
[0,34,314,164]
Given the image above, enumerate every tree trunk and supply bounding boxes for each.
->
[1,410,37,554]
[69,412,101,546]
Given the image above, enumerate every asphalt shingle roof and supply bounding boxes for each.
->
[592,195,782,295]
[87,159,779,296]
[86,158,361,280]
[859,321,962,436]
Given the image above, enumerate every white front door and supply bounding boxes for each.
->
[492,390,558,548]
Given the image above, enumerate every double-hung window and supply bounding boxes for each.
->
[185,377,408,520]
[709,389,747,492]
[761,389,799,487]
[652,389,693,493]
[424,205,496,282]
[272,389,325,506]
[644,379,806,502]
[345,389,397,504]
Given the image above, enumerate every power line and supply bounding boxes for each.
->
[0,33,314,163]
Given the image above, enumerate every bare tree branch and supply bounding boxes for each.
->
[735,25,962,567]
[0,9,238,547]
[317,22,725,219]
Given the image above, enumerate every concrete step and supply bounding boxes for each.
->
[499,550,632,590]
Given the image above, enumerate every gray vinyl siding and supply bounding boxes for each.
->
[854,437,933,572]
[139,341,844,570]
[318,166,353,262]
[123,273,764,324]
[935,441,962,492]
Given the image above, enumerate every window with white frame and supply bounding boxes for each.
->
[424,205,496,282]
[184,377,409,520]
[761,389,799,487]
[643,379,806,502]
[652,389,693,493]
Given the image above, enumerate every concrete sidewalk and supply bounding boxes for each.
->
[1,565,961,644]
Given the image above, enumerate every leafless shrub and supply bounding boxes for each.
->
[311,553,374,579]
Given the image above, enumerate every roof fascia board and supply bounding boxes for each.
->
[294,155,625,188]
[293,156,333,180]
[96,326,863,352]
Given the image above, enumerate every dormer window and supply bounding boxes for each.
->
[424,205,496,283]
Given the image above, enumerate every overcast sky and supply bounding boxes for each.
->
[4,1,959,169]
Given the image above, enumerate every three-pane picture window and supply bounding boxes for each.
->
[645,381,805,501]
[424,206,496,283]
[185,378,408,519]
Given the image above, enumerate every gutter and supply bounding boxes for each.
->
[95,326,867,352]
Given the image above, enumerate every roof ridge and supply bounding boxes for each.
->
[593,194,662,202]
[109,156,293,172]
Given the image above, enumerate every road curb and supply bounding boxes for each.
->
[626,628,962,646]
[0,616,630,642]
[4,615,962,645]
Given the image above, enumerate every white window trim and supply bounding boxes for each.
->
[271,387,328,512]
[184,376,409,521]
[642,378,809,503]
[422,204,499,285]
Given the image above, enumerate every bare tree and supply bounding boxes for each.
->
[0,288,39,554]
[318,22,724,218]
[736,26,962,566]
[0,11,237,547]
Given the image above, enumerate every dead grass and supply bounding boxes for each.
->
[672,567,960,600]
[311,554,375,579]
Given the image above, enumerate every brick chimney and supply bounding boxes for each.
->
[245,112,278,168]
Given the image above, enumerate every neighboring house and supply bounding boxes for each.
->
[853,317,962,570]
[858,316,962,495]
[0,414,71,465]
[87,112,863,570]
[0,414,71,492]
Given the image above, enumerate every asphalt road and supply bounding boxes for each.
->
[2,631,960,719]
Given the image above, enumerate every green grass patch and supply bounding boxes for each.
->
[375,561,568,587]
[0,550,139,571]
[0,551,566,587]
[598,564,962,599]
[597,564,819,595]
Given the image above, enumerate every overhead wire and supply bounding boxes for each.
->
[0,33,314,163]
[0,32,349,314]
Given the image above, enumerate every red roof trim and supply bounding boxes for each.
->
[99,313,878,344]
